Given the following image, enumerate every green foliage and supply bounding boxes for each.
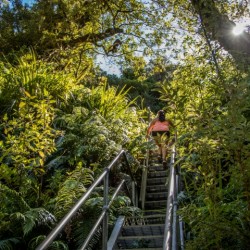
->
[0,0,182,71]
[0,51,78,115]
[1,94,60,201]
[0,183,57,250]
[160,50,250,248]
[2,1,250,249]
[0,183,30,225]
[0,47,146,249]
[56,80,147,167]
[106,68,165,112]
[68,191,141,249]
[28,236,68,250]
[0,238,21,250]
[55,164,94,219]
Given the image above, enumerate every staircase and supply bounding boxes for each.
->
[110,154,169,250]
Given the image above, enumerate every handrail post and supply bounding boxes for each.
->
[131,180,136,207]
[139,107,151,210]
[103,168,109,250]
[163,145,176,250]
[122,151,138,207]
[172,168,177,250]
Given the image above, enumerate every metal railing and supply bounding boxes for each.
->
[36,149,137,250]
[163,145,185,250]
[139,107,151,209]
[139,137,150,209]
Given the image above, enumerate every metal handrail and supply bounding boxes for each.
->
[36,149,137,250]
[139,107,151,209]
[139,138,150,209]
[163,144,185,250]
[163,145,176,249]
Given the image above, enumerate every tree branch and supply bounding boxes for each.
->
[68,27,124,46]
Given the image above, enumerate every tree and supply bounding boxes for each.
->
[190,0,250,67]
[0,1,169,57]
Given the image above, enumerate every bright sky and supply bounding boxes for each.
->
[22,0,34,4]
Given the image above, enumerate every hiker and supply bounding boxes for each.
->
[146,110,173,168]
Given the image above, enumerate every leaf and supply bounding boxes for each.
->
[24,91,31,97]
[3,114,8,121]
[19,102,26,108]
[39,159,44,166]
[38,151,45,158]
[0,238,21,250]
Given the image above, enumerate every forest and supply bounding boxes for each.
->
[0,0,250,249]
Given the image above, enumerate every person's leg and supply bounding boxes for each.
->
[153,136,162,163]
[162,133,170,169]
[162,143,167,161]
[156,142,162,162]
[162,143,168,169]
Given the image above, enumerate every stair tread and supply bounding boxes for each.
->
[146,191,168,195]
[118,235,164,239]
[148,170,167,173]
[147,183,168,189]
[126,214,165,218]
[147,175,167,178]
[115,249,162,250]
[145,200,167,203]
[123,223,164,228]
[146,183,167,187]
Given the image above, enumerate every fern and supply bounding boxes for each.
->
[0,238,21,250]
[55,165,94,219]
[23,208,56,236]
[28,235,68,250]
[0,183,30,213]
[6,208,56,237]
[72,216,102,250]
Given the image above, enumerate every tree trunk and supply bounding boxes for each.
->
[191,0,250,68]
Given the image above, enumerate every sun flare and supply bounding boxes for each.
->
[232,23,246,35]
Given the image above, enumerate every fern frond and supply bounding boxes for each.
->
[23,208,56,236]
[28,236,68,250]
[0,237,21,250]
[48,241,69,250]
[0,183,30,212]
[73,219,102,250]
[8,208,56,236]
[55,166,94,218]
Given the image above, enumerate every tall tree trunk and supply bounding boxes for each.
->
[191,0,250,68]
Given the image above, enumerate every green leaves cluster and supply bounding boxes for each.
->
[160,50,250,248]
[0,49,147,249]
